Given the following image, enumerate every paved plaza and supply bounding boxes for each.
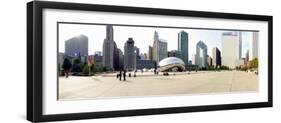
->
[58,71,258,100]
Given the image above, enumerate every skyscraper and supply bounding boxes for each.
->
[221,32,241,69]
[245,49,249,62]
[124,38,136,71]
[207,55,213,67]
[152,31,168,65]
[102,25,116,70]
[195,41,208,68]
[117,48,124,70]
[148,45,153,60]
[250,32,259,60]
[192,54,196,65]
[239,31,242,59]
[178,30,189,65]
[212,47,221,67]
[65,34,88,57]
[136,47,141,60]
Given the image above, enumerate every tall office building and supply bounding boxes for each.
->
[152,31,158,62]
[152,31,168,64]
[221,32,241,69]
[102,25,116,70]
[212,47,221,67]
[116,48,124,70]
[250,32,259,60]
[245,49,249,62]
[192,54,196,65]
[168,50,181,58]
[178,30,189,65]
[239,32,242,59]
[195,41,208,68]
[158,39,168,62]
[136,47,141,60]
[65,34,88,57]
[148,45,153,60]
[207,55,213,67]
[124,38,136,71]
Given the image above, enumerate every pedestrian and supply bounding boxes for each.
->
[134,72,136,77]
[123,70,126,81]
[119,70,122,81]
[62,58,72,78]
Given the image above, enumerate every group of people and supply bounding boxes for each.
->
[116,70,137,81]
[116,70,126,81]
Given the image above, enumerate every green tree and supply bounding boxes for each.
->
[250,58,258,68]
[82,65,90,75]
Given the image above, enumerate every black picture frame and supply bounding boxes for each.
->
[27,1,273,122]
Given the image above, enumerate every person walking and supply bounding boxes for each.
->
[119,70,122,81]
[62,58,72,78]
[123,70,126,81]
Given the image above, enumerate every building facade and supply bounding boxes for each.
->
[152,31,168,65]
[250,32,259,60]
[212,47,221,67]
[102,25,116,70]
[148,45,153,60]
[195,41,208,68]
[207,55,213,67]
[124,38,136,71]
[65,34,88,57]
[221,32,241,69]
[136,59,155,69]
[168,50,181,58]
[178,30,189,65]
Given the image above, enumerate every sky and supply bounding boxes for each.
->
[58,23,253,59]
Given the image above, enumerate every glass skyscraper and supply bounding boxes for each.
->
[195,40,208,68]
[178,30,189,65]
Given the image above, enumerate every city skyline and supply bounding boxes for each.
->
[58,23,255,60]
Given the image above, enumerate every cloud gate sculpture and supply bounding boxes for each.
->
[158,57,185,72]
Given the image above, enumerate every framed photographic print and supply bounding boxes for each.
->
[27,1,273,122]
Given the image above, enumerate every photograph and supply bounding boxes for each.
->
[26,1,272,122]
[57,23,259,100]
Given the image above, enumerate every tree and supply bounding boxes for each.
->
[250,58,258,68]
[82,65,90,75]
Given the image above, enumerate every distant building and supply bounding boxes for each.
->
[148,46,153,60]
[239,32,242,59]
[168,50,181,58]
[207,55,213,67]
[212,47,221,67]
[152,31,168,65]
[58,52,65,67]
[245,49,249,62]
[195,41,208,68]
[221,32,241,69]
[65,34,88,57]
[135,47,141,60]
[116,48,124,70]
[140,53,148,60]
[102,25,116,70]
[92,54,103,66]
[237,59,245,67]
[124,38,136,71]
[136,59,155,69]
[192,54,196,65]
[250,32,259,60]
[178,30,189,65]
[94,51,102,56]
